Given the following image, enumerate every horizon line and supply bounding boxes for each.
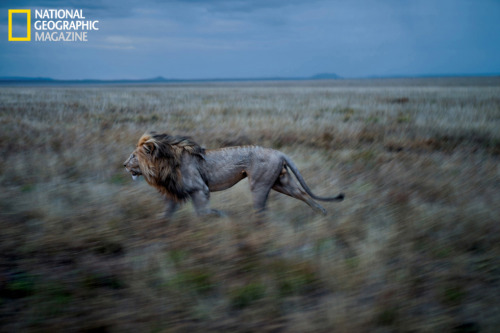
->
[0,72,499,84]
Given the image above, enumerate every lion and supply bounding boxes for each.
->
[124,132,344,217]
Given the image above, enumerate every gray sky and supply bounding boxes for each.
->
[1,0,499,80]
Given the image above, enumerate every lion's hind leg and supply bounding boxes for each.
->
[250,184,273,214]
[272,167,327,215]
[248,160,283,214]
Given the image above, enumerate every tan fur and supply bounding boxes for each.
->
[124,132,344,217]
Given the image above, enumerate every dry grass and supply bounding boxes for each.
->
[1,78,499,332]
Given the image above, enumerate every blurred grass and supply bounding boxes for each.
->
[0,78,499,332]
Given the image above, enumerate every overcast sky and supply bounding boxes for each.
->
[1,0,499,80]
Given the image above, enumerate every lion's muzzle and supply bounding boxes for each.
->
[124,153,142,180]
[129,170,140,180]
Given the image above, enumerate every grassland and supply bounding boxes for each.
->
[1,77,499,332]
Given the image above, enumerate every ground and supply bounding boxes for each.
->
[0,77,499,332]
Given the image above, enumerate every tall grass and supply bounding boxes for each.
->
[1,78,499,332]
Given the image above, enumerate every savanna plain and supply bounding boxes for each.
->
[0,78,499,332]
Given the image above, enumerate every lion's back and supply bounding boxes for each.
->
[205,146,281,165]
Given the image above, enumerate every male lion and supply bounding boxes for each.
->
[124,132,344,217]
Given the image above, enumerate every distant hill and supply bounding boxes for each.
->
[0,76,55,81]
[0,74,343,85]
[3,73,498,85]
[0,76,181,85]
[310,73,341,80]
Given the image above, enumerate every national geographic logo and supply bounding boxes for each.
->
[8,9,99,42]
[8,9,31,41]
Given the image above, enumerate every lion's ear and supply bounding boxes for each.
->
[143,141,155,155]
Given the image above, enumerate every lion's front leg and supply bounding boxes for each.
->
[165,199,179,219]
[190,189,224,217]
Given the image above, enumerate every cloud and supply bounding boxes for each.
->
[177,0,314,12]
[0,0,136,19]
[1,0,499,79]
[99,35,135,49]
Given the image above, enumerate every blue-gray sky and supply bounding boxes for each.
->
[1,0,499,80]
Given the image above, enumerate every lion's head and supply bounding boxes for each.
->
[125,132,205,201]
[123,153,142,180]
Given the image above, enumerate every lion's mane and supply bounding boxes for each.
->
[134,132,205,202]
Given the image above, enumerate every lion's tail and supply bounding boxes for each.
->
[283,155,344,202]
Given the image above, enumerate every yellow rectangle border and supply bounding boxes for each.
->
[8,9,31,41]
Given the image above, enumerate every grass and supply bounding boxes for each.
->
[0,77,499,332]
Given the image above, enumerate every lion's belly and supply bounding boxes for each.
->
[206,167,247,191]
[204,149,250,191]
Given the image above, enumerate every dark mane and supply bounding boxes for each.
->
[135,132,205,202]
[149,132,205,160]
